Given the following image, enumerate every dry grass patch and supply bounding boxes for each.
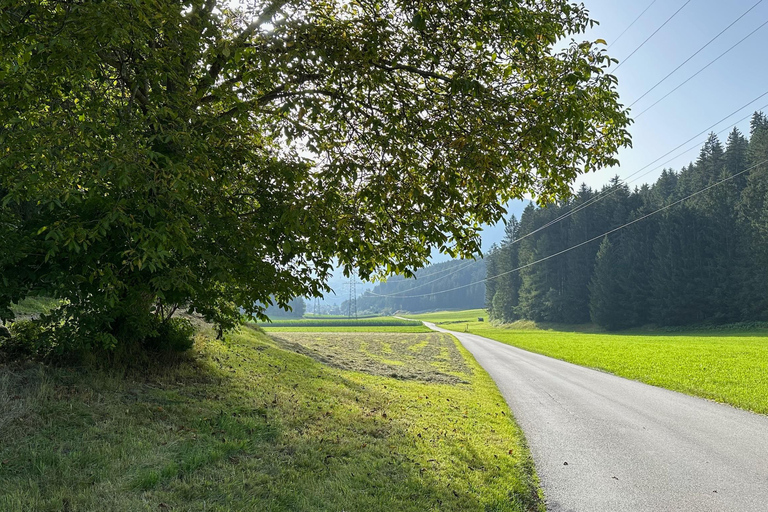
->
[272,331,470,384]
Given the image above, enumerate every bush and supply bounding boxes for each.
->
[1,320,52,359]
[144,318,196,353]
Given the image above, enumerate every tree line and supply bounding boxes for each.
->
[486,113,768,330]
[355,259,486,314]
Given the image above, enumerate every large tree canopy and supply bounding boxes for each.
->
[0,0,630,348]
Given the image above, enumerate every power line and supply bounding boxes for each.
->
[366,93,768,299]
[503,10,768,247]
[613,0,692,72]
[629,0,765,109]
[635,17,768,119]
[366,259,478,297]
[387,158,768,299]
[609,0,659,49]
[507,89,768,248]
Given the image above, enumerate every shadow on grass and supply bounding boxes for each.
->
[0,328,541,512]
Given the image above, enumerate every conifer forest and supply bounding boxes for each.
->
[485,113,768,330]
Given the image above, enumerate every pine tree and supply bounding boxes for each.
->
[589,237,631,330]
[651,206,710,325]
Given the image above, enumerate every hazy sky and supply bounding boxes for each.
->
[579,0,768,191]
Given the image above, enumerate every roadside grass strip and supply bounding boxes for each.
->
[271,332,469,384]
[413,311,768,416]
[0,326,543,511]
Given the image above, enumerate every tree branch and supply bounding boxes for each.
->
[201,0,290,91]
[373,60,453,83]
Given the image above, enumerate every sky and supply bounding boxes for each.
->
[577,0,768,191]
[324,0,768,300]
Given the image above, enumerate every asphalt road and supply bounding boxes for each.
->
[424,323,768,512]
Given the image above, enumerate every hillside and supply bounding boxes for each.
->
[354,259,486,314]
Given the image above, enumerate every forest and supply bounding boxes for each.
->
[485,113,768,330]
[355,259,486,314]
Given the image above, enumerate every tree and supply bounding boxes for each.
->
[266,297,306,319]
[0,0,630,350]
[589,237,630,331]
[487,216,522,323]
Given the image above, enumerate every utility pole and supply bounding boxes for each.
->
[347,274,358,319]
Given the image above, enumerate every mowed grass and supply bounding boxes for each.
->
[0,326,543,511]
[414,310,768,416]
[272,332,469,384]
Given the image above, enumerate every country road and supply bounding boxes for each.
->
[424,323,768,512]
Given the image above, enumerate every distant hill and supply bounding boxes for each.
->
[353,259,486,314]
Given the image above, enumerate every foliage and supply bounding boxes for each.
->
[0,324,544,511]
[8,297,60,317]
[486,118,768,329]
[0,0,630,351]
[264,297,306,319]
[144,317,197,352]
[588,237,629,331]
[1,320,50,359]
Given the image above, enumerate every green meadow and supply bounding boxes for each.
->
[409,311,768,415]
[259,316,423,328]
[263,325,431,333]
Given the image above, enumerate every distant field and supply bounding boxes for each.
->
[420,310,768,416]
[404,309,488,325]
[0,323,543,511]
[259,316,423,328]
[263,325,431,333]
[301,314,380,320]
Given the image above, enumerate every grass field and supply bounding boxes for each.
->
[0,325,543,511]
[272,332,469,383]
[263,325,431,333]
[405,309,487,326]
[259,316,423,328]
[408,310,768,416]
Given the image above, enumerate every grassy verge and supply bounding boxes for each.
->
[407,310,768,416]
[1,325,543,511]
